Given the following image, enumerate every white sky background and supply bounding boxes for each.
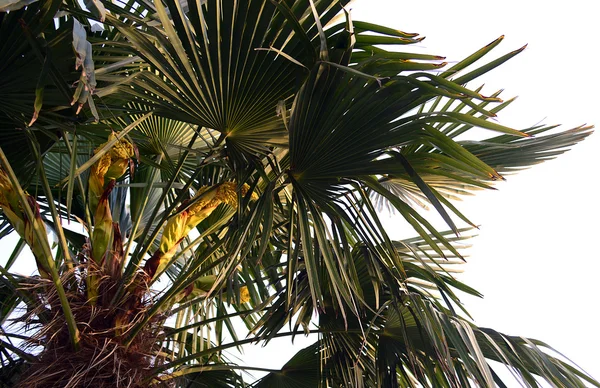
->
[351,0,600,383]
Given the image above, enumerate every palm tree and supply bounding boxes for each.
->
[0,0,597,387]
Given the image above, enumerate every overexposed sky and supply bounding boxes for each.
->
[351,0,600,383]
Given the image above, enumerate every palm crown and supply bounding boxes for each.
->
[0,0,597,387]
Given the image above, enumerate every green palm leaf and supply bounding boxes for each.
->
[253,343,320,388]
[107,0,350,160]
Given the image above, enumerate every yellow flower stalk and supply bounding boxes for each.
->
[239,286,251,304]
[88,181,116,304]
[23,197,53,280]
[0,169,24,234]
[88,132,134,213]
[144,182,258,279]
[85,132,132,304]
[0,169,52,279]
[91,181,115,264]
